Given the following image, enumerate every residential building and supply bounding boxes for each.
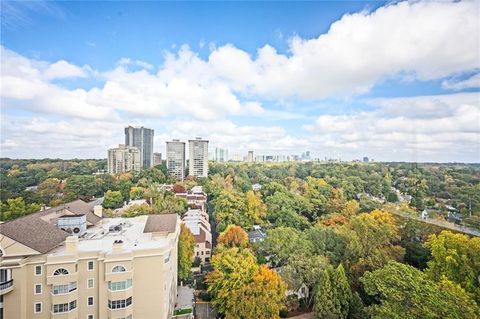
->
[214,148,228,162]
[166,140,186,181]
[247,151,254,163]
[188,138,209,178]
[125,126,154,168]
[107,144,141,174]
[153,152,162,166]
[181,209,212,263]
[0,200,180,319]
[247,225,266,243]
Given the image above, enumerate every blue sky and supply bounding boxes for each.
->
[1,0,479,162]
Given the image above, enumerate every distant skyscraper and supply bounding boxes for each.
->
[247,151,254,163]
[125,126,154,168]
[153,152,162,166]
[107,144,141,174]
[214,147,228,162]
[189,138,209,178]
[166,140,186,181]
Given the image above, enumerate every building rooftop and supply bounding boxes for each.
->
[49,214,179,256]
[0,216,69,254]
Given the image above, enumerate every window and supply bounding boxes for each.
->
[34,265,42,276]
[34,284,42,295]
[87,296,94,306]
[52,282,77,295]
[34,302,42,314]
[87,315,94,319]
[206,250,210,255]
[111,265,126,273]
[87,278,94,289]
[87,261,94,271]
[52,301,76,314]
[108,296,132,309]
[53,268,69,276]
[108,279,132,291]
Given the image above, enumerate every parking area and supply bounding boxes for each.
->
[195,301,217,319]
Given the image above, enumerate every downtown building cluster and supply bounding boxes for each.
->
[107,127,210,181]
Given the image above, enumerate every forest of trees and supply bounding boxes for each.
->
[202,162,480,318]
[1,158,479,318]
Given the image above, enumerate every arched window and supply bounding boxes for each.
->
[53,268,69,276]
[112,265,126,273]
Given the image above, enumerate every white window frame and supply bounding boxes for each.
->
[34,302,42,314]
[87,296,94,307]
[34,283,42,295]
[34,265,42,276]
[87,261,94,271]
[87,278,94,289]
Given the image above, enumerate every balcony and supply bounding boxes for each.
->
[47,273,78,285]
[0,279,14,295]
[105,270,133,282]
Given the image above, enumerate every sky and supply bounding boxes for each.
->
[0,0,479,162]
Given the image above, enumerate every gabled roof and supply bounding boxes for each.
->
[0,216,68,254]
[37,199,101,225]
[143,214,178,233]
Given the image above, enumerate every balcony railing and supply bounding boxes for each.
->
[0,279,13,291]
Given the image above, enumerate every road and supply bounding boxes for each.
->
[195,302,217,319]
[389,209,480,237]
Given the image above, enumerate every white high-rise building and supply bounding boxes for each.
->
[166,140,186,181]
[214,147,228,162]
[107,144,141,174]
[188,138,209,178]
[124,126,154,168]
[247,151,254,163]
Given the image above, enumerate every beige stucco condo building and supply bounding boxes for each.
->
[0,200,180,319]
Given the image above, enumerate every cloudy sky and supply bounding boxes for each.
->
[1,0,479,162]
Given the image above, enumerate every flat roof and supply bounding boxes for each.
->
[49,215,177,256]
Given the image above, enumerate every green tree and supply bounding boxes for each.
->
[37,178,61,204]
[206,248,258,314]
[425,231,480,303]
[360,261,480,319]
[314,265,341,319]
[102,190,124,209]
[261,227,313,267]
[129,186,145,200]
[245,190,267,224]
[64,175,99,201]
[228,265,286,319]
[178,224,195,280]
[0,197,40,221]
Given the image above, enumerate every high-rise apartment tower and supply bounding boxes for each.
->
[107,144,141,174]
[188,138,209,178]
[124,126,154,168]
[166,140,186,181]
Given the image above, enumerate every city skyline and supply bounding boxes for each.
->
[1,0,479,162]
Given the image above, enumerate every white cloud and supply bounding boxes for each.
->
[154,0,479,99]
[442,73,480,90]
[305,93,480,162]
[1,0,479,161]
[44,60,87,79]
[0,115,123,158]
